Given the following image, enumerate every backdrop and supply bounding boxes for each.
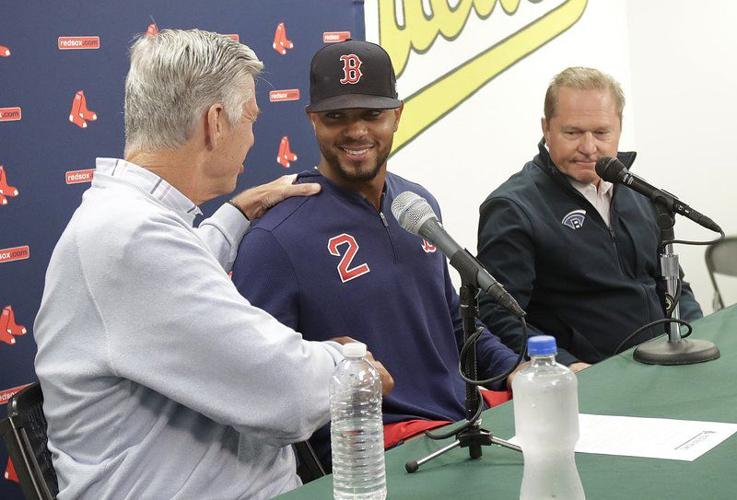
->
[0,1,363,496]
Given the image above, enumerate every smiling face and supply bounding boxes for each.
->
[309,106,402,190]
[542,86,621,186]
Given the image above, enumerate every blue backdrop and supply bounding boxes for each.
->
[0,1,364,496]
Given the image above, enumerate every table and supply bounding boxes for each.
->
[280,305,737,499]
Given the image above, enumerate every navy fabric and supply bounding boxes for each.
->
[232,170,517,464]
[477,140,702,366]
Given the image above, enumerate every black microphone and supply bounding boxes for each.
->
[595,156,721,233]
[391,191,526,318]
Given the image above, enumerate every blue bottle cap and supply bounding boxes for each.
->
[527,335,557,356]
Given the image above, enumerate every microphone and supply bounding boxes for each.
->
[595,156,721,232]
[391,191,526,318]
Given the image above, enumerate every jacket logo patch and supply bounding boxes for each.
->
[328,233,370,283]
[562,209,586,230]
[421,239,436,253]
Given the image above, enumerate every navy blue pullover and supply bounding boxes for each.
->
[477,141,702,365]
[232,170,517,463]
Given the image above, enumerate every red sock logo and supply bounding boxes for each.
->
[0,45,9,57]
[0,309,16,345]
[78,91,97,121]
[272,22,294,55]
[3,306,27,336]
[69,90,97,128]
[276,136,298,168]
[0,165,19,199]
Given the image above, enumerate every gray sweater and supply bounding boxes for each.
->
[34,158,343,499]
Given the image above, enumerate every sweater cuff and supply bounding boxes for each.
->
[211,203,251,243]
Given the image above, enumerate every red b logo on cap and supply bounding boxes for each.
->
[339,54,363,85]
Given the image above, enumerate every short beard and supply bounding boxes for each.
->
[319,143,391,184]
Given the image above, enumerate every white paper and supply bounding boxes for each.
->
[509,414,737,461]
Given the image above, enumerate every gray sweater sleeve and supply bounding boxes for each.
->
[195,203,250,272]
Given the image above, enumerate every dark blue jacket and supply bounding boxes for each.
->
[477,141,702,365]
[232,170,517,463]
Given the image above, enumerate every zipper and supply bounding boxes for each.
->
[378,192,398,263]
[379,211,388,227]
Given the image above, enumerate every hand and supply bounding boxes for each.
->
[365,350,395,397]
[230,174,320,220]
[330,336,395,397]
[330,336,359,346]
[506,361,530,390]
[568,362,591,373]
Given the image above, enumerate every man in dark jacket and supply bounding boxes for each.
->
[477,66,702,371]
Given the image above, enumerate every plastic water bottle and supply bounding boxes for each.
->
[330,342,386,500]
[512,335,585,500]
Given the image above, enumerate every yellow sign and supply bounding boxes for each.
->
[378,0,588,153]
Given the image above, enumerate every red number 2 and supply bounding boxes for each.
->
[327,233,371,283]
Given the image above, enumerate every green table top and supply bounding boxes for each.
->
[280,305,737,499]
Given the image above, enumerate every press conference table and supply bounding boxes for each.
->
[279,305,737,499]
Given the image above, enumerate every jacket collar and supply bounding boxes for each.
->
[295,169,389,209]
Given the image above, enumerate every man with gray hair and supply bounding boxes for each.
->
[477,66,702,370]
[34,29,391,499]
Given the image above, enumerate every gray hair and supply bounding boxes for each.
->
[544,66,625,123]
[124,29,263,152]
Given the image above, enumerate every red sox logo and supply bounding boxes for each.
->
[0,305,27,346]
[328,233,370,283]
[421,239,437,253]
[339,54,363,85]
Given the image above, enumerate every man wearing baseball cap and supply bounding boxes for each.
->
[231,40,519,468]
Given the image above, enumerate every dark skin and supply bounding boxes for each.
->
[308,106,401,394]
[309,105,525,388]
[331,337,395,396]
[308,106,403,210]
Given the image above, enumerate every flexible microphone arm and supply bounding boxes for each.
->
[595,156,721,233]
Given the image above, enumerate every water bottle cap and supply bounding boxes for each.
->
[342,342,367,358]
[527,335,557,356]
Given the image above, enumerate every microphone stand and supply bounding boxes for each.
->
[405,281,521,473]
[633,203,720,365]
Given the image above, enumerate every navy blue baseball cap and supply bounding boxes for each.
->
[306,40,401,112]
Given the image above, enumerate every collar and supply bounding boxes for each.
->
[568,177,614,197]
[94,158,203,225]
[296,168,389,209]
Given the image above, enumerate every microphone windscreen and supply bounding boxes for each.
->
[595,156,626,183]
[391,191,437,235]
